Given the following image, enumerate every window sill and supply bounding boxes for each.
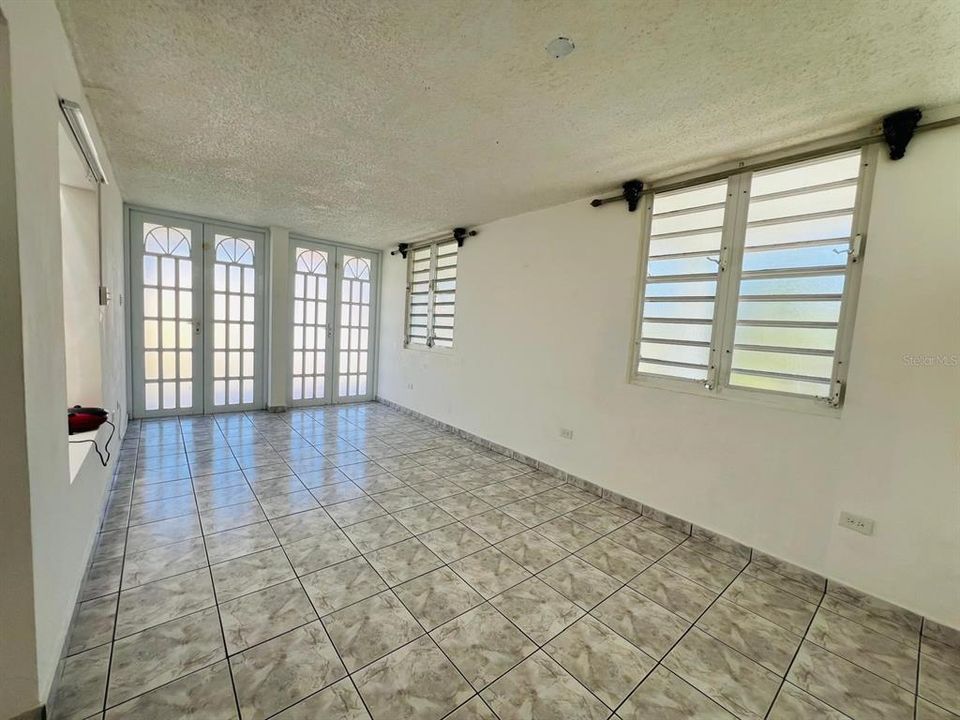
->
[68,420,111,483]
[628,376,842,418]
[403,344,455,356]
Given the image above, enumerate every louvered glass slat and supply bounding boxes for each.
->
[643,300,716,320]
[638,360,708,381]
[739,275,845,296]
[729,150,861,398]
[638,180,727,381]
[649,231,724,257]
[645,280,717,298]
[729,371,831,397]
[734,325,838,351]
[642,322,714,343]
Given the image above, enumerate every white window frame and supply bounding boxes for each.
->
[630,144,878,414]
[403,240,458,351]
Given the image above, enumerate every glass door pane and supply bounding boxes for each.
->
[130,211,204,417]
[334,249,377,401]
[289,241,335,405]
[204,225,265,412]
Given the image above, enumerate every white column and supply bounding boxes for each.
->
[266,226,289,409]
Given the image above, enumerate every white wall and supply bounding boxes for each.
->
[0,0,128,713]
[0,8,39,717]
[60,183,103,407]
[379,125,960,628]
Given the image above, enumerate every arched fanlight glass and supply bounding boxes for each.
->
[343,256,370,280]
[143,223,191,257]
[296,249,327,275]
[215,237,255,265]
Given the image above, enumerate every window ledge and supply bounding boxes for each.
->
[403,344,455,356]
[629,376,842,418]
[68,420,111,482]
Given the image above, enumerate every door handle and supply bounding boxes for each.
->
[194,321,202,335]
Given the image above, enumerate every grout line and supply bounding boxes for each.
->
[604,556,753,719]
[257,407,543,715]
[98,434,137,716]
[762,580,827,719]
[913,617,924,720]
[237,421,379,720]
[178,416,245,720]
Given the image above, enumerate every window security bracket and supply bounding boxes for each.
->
[882,108,922,160]
[392,228,476,259]
[590,179,644,212]
[453,227,478,247]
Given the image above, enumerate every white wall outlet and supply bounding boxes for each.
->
[559,428,574,440]
[407,383,414,390]
[839,511,875,536]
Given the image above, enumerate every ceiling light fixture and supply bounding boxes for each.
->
[59,98,107,184]
[546,36,575,59]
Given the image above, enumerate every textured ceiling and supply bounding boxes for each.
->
[58,0,960,248]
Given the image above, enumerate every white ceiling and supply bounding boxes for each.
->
[58,0,960,249]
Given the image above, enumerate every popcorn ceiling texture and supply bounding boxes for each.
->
[57,0,960,248]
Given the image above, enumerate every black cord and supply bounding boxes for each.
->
[68,419,115,467]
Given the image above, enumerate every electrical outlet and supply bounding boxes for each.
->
[559,428,574,440]
[407,383,414,390]
[839,511,874,536]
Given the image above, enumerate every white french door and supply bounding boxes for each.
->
[287,241,378,406]
[131,210,204,417]
[131,210,266,417]
[205,224,266,412]
[289,239,335,406]
[334,248,377,402]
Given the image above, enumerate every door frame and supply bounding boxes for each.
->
[125,205,271,418]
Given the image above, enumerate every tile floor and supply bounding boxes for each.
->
[49,402,959,720]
